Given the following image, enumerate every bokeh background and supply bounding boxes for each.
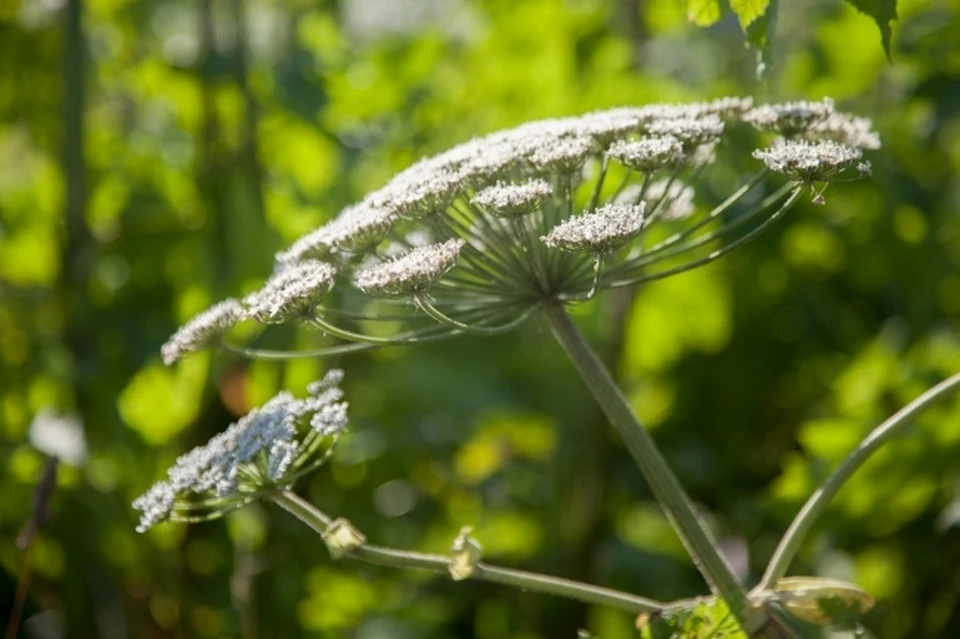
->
[2,0,960,637]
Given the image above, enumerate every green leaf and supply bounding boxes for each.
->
[638,598,747,639]
[843,0,898,60]
[685,0,723,27]
[744,0,778,78]
[118,357,208,445]
[730,0,769,29]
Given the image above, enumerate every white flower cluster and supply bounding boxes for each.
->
[471,180,553,217]
[646,115,725,147]
[606,136,683,172]
[133,370,348,532]
[753,140,865,183]
[268,99,750,268]
[157,97,878,359]
[161,262,338,364]
[541,203,646,254]
[744,98,836,136]
[244,260,337,323]
[161,299,245,365]
[355,238,466,295]
[808,112,882,150]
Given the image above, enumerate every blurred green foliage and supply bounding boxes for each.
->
[2,0,960,637]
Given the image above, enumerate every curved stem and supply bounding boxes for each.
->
[542,302,750,619]
[414,295,539,335]
[269,490,662,614]
[758,371,960,590]
[220,340,382,359]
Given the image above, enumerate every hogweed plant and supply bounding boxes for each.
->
[137,97,960,637]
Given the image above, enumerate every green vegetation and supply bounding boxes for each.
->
[2,0,960,637]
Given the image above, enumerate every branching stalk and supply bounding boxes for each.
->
[269,490,662,614]
[758,371,960,590]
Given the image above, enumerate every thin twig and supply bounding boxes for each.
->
[269,490,662,614]
[758,371,960,590]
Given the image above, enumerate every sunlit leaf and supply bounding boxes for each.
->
[730,0,769,28]
[117,357,208,444]
[685,0,723,27]
[843,0,898,60]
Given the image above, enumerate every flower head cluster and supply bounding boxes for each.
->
[753,140,866,183]
[355,238,465,295]
[158,98,878,361]
[161,299,244,365]
[744,98,836,136]
[245,260,337,323]
[606,137,683,172]
[542,203,646,254]
[133,370,348,532]
[472,180,553,217]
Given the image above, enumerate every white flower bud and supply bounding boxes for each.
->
[323,518,367,559]
[448,526,483,581]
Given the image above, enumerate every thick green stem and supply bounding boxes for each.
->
[758,371,960,590]
[542,302,750,617]
[269,491,661,614]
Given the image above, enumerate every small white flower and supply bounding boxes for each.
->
[161,299,244,365]
[606,136,683,172]
[471,179,553,217]
[132,481,177,533]
[245,260,337,323]
[753,139,862,182]
[267,440,299,481]
[355,238,465,295]
[541,202,646,253]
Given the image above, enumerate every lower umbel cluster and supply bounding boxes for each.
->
[133,370,348,532]
[159,97,878,364]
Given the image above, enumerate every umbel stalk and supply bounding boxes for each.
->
[542,301,751,617]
